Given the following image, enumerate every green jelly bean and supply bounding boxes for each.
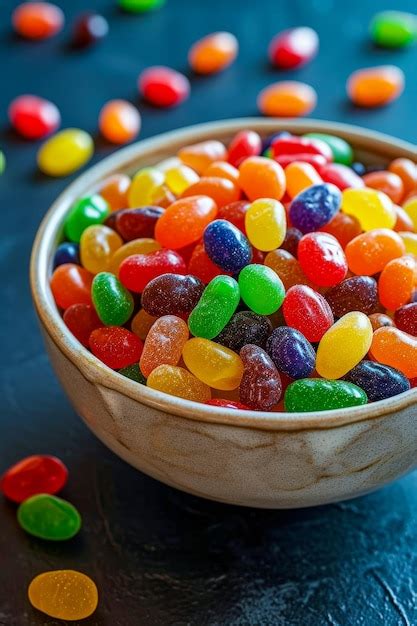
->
[188,275,240,339]
[119,363,146,384]
[92,272,134,326]
[285,379,368,413]
[303,133,354,166]
[0,150,5,175]
[118,0,165,12]
[64,195,109,243]
[370,11,417,49]
[17,494,81,540]
[262,147,273,158]
[238,264,285,315]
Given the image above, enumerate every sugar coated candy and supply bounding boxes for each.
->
[28,570,98,621]
[1,455,68,503]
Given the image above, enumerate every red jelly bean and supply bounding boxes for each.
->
[72,12,109,47]
[320,163,365,191]
[8,95,60,140]
[114,207,164,241]
[50,264,93,309]
[395,303,417,336]
[12,2,64,40]
[227,130,262,167]
[271,136,333,162]
[0,455,68,503]
[205,399,250,410]
[268,27,319,69]
[217,200,250,233]
[138,66,190,107]
[188,243,227,284]
[283,285,334,342]
[63,303,102,347]
[320,212,362,249]
[89,327,143,369]
[298,232,348,287]
[274,153,327,170]
[119,249,186,293]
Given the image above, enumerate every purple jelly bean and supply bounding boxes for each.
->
[266,326,315,379]
[289,183,341,234]
[344,360,410,402]
[203,219,252,273]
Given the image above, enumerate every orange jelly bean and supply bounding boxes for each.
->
[388,158,417,196]
[347,65,405,107]
[238,156,286,201]
[204,161,239,183]
[99,174,130,211]
[50,264,93,309]
[99,99,141,145]
[140,315,189,377]
[362,171,404,204]
[378,255,417,311]
[345,229,406,275]
[178,140,227,174]
[155,195,218,248]
[180,176,240,207]
[189,32,238,75]
[264,249,310,289]
[320,211,362,248]
[131,309,157,340]
[394,205,414,232]
[257,81,317,117]
[371,327,417,378]
[285,161,323,199]
[13,2,64,40]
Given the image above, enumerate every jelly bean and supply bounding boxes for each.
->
[128,167,165,207]
[0,456,68,503]
[239,345,282,411]
[342,188,395,230]
[362,171,404,204]
[114,207,164,241]
[403,196,417,229]
[351,162,366,176]
[258,81,317,117]
[99,100,140,144]
[13,2,64,40]
[51,264,93,309]
[178,140,227,174]
[0,151,5,175]
[204,161,239,184]
[119,0,165,10]
[238,156,286,201]
[63,303,102,347]
[369,312,395,332]
[217,200,250,233]
[188,243,226,284]
[345,229,405,275]
[347,65,405,107]
[80,225,122,274]
[238,264,285,315]
[298,232,347,287]
[285,379,367,412]
[370,11,417,48]
[119,363,147,384]
[280,226,302,256]
[262,131,291,152]
[275,153,327,170]
[141,273,204,316]
[283,285,334,342]
[28,570,98,621]
[182,338,244,390]
[271,136,333,162]
[378,255,417,310]
[18,494,81,540]
[90,326,143,369]
[38,129,94,177]
[268,27,319,69]
[147,365,211,401]
[345,361,410,402]
[320,211,362,248]
[205,399,250,410]
[53,242,80,268]
[389,158,417,196]
[394,207,414,233]
[266,327,315,379]
[203,219,251,272]
[72,12,109,47]
[65,195,110,242]
[316,312,373,379]
[325,276,379,317]
[227,130,262,167]
[285,162,323,199]
[188,275,240,339]
[165,164,199,195]
[395,303,417,336]
[119,249,186,293]
[107,238,161,275]
[189,32,238,74]
[181,176,240,207]
[216,310,272,352]
[131,309,157,340]
[245,198,286,251]
[99,174,130,211]
[9,95,60,140]
[138,66,190,107]
[156,156,182,172]
[264,249,310,289]
[289,183,341,234]
[92,272,134,325]
[371,327,417,378]
[319,163,365,191]
[140,315,189,377]
[155,195,218,249]
[303,133,353,166]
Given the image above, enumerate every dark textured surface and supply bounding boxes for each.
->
[1,0,417,624]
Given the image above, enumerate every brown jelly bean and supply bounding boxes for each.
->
[141,273,204,316]
[239,344,282,410]
[115,206,164,241]
[325,276,379,317]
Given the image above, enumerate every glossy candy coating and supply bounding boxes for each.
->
[362,170,404,204]
[320,211,362,248]
[80,225,122,274]
[181,176,240,207]
[178,140,227,174]
[51,264,93,309]
[227,130,262,167]
[53,242,80,268]
[283,285,334,342]
[128,167,165,207]
[131,309,157,340]
[303,133,353,165]
[138,66,190,107]
[216,310,272,352]
[28,570,98,621]
[205,399,250,410]
[140,315,189,377]
[18,494,81,540]
[99,100,140,144]
[189,32,238,74]
[141,273,204,316]
[0,456,68,503]
[289,183,341,233]
[275,153,327,170]
[204,161,239,184]
[272,135,333,162]
[64,195,110,242]
[203,219,251,272]
[107,238,161,275]
[217,200,250,233]
[165,164,199,195]
[378,255,417,310]
[403,196,417,229]
[13,2,64,39]
[345,361,410,402]
[298,232,347,287]
[395,303,417,336]
[345,228,405,275]
[188,243,226,284]
[119,249,186,293]
[38,129,93,177]
[371,327,417,378]
[280,227,303,256]
[238,264,285,315]
[114,207,164,241]
[369,312,395,332]
[99,174,130,211]
[239,156,286,201]
[119,0,165,11]
[258,81,317,117]
[155,195,218,249]
[347,65,405,107]
[91,272,134,325]
[396,211,415,234]
[188,275,240,339]
[89,326,143,369]
[285,161,323,199]
[245,198,286,251]
[342,188,395,231]
[285,379,367,412]
[268,27,319,69]
[266,327,315,379]
[9,95,60,140]
[239,345,282,411]
[182,338,244,390]
[389,158,417,196]
[72,12,109,47]
[320,163,364,191]
[63,303,102,347]
[370,11,417,48]
[325,276,379,317]
[147,365,211,402]
[316,312,373,379]
[264,249,310,289]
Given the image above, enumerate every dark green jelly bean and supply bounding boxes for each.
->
[92,272,134,325]
[303,133,354,166]
[119,363,146,384]
[17,494,81,540]
[285,378,368,412]
[344,360,410,402]
[238,264,285,315]
[64,194,110,242]
[188,275,240,339]
[216,310,273,352]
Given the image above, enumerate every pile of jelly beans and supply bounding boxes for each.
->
[49,130,417,414]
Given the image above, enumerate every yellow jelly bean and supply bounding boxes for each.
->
[403,196,417,229]
[80,225,123,274]
[128,167,165,208]
[37,129,94,177]
[341,188,395,230]
[28,570,98,621]
[147,364,211,402]
[316,311,373,379]
[400,231,417,256]
[182,337,244,390]
[107,238,161,274]
[244,198,286,251]
[165,164,199,195]
[156,156,182,172]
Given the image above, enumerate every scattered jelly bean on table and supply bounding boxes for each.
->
[38,128,94,177]
[268,27,319,69]
[9,95,60,140]
[138,66,190,107]
[89,326,143,369]
[239,345,282,411]
[238,264,285,315]
[258,81,317,117]
[141,273,204,316]
[203,219,251,272]
[183,338,244,390]
[188,275,240,339]
[99,100,141,144]
[72,12,109,47]
[28,570,98,621]
[345,361,410,402]
[283,285,334,342]
[285,379,367,412]
[13,2,64,40]
[370,11,417,48]
[119,0,165,12]
[266,327,315,379]
[216,311,272,352]
[0,455,68,503]
[189,32,238,74]
[18,494,81,540]
[347,65,405,108]
[0,151,5,175]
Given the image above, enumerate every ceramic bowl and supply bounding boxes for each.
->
[30,118,417,509]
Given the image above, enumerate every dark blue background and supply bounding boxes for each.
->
[1,0,417,624]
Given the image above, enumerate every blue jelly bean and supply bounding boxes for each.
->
[351,162,366,176]
[289,183,341,234]
[266,326,316,379]
[53,242,80,268]
[203,219,252,273]
[262,130,291,152]
[344,360,410,402]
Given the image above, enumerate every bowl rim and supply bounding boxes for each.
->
[30,117,417,432]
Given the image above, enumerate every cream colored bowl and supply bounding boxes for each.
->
[30,118,417,508]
